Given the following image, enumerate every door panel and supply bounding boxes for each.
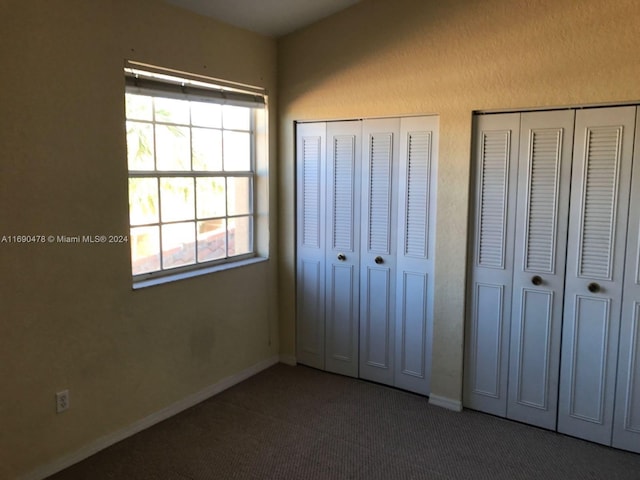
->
[569,296,611,423]
[325,121,361,377]
[360,118,400,386]
[613,107,640,453]
[464,113,520,416]
[327,264,357,364]
[394,116,438,395]
[398,272,428,376]
[363,267,392,368]
[558,106,636,445]
[507,110,574,429]
[298,260,324,364]
[296,123,327,369]
[472,282,506,398]
[515,289,553,409]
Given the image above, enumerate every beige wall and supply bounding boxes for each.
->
[0,1,277,478]
[277,0,640,402]
[4,0,640,476]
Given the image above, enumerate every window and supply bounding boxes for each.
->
[124,65,267,282]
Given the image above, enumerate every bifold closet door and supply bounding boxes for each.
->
[558,106,637,445]
[324,121,362,377]
[296,123,327,370]
[359,118,400,386]
[464,113,520,416]
[393,116,438,395]
[297,116,438,394]
[613,108,640,453]
[506,110,574,429]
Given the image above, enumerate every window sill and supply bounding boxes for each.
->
[132,256,268,290]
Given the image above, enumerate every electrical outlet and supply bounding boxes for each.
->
[56,390,70,413]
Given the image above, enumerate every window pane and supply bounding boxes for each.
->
[126,121,154,170]
[196,177,226,219]
[227,177,251,216]
[161,222,196,269]
[160,177,195,222]
[197,219,226,262]
[228,216,252,256]
[192,128,222,171]
[191,101,222,128]
[126,94,153,121]
[125,78,260,278]
[156,125,190,171]
[131,226,160,275]
[154,97,189,124]
[129,178,159,225]
[223,131,251,171]
[223,105,250,130]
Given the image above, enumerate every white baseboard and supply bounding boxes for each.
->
[279,354,297,366]
[429,394,463,412]
[21,355,280,480]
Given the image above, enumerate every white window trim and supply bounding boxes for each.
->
[132,256,268,290]
[124,63,269,287]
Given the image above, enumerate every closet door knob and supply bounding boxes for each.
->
[337,253,346,261]
[588,282,601,293]
[531,275,543,286]
[374,256,384,265]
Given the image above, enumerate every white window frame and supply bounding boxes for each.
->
[124,63,268,287]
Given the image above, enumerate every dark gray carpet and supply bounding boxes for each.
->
[47,363,640,479]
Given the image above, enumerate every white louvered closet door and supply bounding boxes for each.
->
[325,121,362,377]
[394,116,438,395]
[359,118,400,386]
[613,107,640,453]
[296,123,327,370]
[506,110,574,429]
[558,106,637,445]
[464,113,520,416]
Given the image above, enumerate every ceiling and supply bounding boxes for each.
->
[164,0,361,37]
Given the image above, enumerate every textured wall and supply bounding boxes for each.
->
[0,1,278,478]
[277,0,640,402]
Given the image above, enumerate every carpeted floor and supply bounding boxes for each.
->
[47,363,640,479]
